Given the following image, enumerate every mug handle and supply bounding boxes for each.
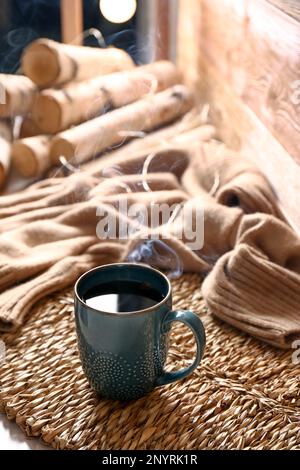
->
[155,310,206,387]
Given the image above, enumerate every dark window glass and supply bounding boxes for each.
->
[0,0,137,73]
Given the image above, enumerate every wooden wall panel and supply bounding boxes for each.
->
[177,0,300,230]
[199,56,300,231]
[155,0,170,60]
[177,0,202,95]
[200,0,300,163]
[267,0,300,21]
[61,0,83,45]
[138,0,173,63]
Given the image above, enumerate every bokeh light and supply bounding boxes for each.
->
[99,0,137,24]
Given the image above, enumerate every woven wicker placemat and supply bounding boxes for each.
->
[0,273,299,450]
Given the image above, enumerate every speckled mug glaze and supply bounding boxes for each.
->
[74,263,206,401]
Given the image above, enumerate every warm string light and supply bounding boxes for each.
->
[99,0,137,24]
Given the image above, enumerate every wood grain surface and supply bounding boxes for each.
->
[200,0,300,162]
[155,0,170,60]
[61,0,83,45]
[177,0,300,230]
[267,0,300,21]
[199,56,300,231]
[177,0,202,95]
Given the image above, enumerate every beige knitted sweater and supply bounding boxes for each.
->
[0,137,299,349]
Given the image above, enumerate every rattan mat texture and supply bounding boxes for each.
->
[0,274,299,450]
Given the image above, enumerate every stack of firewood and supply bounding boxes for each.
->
[0,38,214,187]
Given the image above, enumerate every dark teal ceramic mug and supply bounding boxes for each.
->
[74,263,206,401]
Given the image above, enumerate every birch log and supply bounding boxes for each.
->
[19,116,44,138]
[22,39,135,88]
[12,136,52,178]
[50,85,194,165]
[32,61,182,134]
[0,120,13,186]
[0,74,37,118]
[172,125,217,145]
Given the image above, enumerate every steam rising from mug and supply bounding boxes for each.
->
[127,239,184,280]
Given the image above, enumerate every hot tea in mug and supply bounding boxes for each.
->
[74,263,206,401]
